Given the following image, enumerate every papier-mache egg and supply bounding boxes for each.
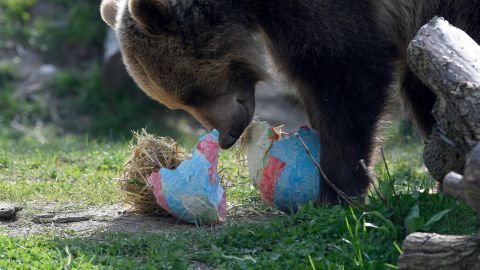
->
[245,122,321,213]
[147,130,226,224]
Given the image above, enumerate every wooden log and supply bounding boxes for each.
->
[399,19,480,268]
[407,17,480,180]
[398,144,480,269]
[443,143,480,213]
[398,233,480,270]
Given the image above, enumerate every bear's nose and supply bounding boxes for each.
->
[219,132,240,149]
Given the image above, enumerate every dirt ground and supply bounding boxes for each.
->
[0,203,274,238]
[0,204,205,237]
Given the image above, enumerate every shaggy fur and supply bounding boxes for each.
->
[101,0,480,203]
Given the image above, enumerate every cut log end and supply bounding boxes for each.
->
[398,233,480,270]
[443,144,480,213]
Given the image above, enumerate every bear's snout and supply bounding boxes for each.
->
[206,95,254,149]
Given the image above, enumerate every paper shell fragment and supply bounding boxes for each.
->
[245,122,321,213]
[148,130,227,224]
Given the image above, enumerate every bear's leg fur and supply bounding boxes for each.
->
[296,59,394,204]
[255,0,396,204]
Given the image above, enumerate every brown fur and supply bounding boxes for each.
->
[103,0,266,147]
[100,0,480,203]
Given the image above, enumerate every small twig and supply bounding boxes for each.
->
[359,159,378,182]
[295,134,365,211]
[380,148,397,197]
[359,159,388,207]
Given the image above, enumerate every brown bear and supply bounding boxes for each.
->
[100,0,480,203]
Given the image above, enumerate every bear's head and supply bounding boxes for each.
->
[100,0,266,148]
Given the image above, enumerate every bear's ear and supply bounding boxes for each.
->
[100,0,119,29]
[128,0,174,34]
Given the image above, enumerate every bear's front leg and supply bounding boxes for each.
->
[298,61,392,205]
[315,115,378,205]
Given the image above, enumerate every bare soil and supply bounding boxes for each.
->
[0,204,199,237]
[0,203,274,238]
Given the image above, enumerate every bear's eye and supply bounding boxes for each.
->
[182,88,206,107]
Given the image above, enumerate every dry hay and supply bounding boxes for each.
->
[119,129,190,214]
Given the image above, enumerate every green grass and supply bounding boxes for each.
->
[1,3,477,266]
[0,135,125,208]
[0,128,479,269]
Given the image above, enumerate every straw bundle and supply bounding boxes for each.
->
[119,129,190,214]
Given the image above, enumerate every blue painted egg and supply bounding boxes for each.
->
[148,130,226,224]
[246,122,321,213]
